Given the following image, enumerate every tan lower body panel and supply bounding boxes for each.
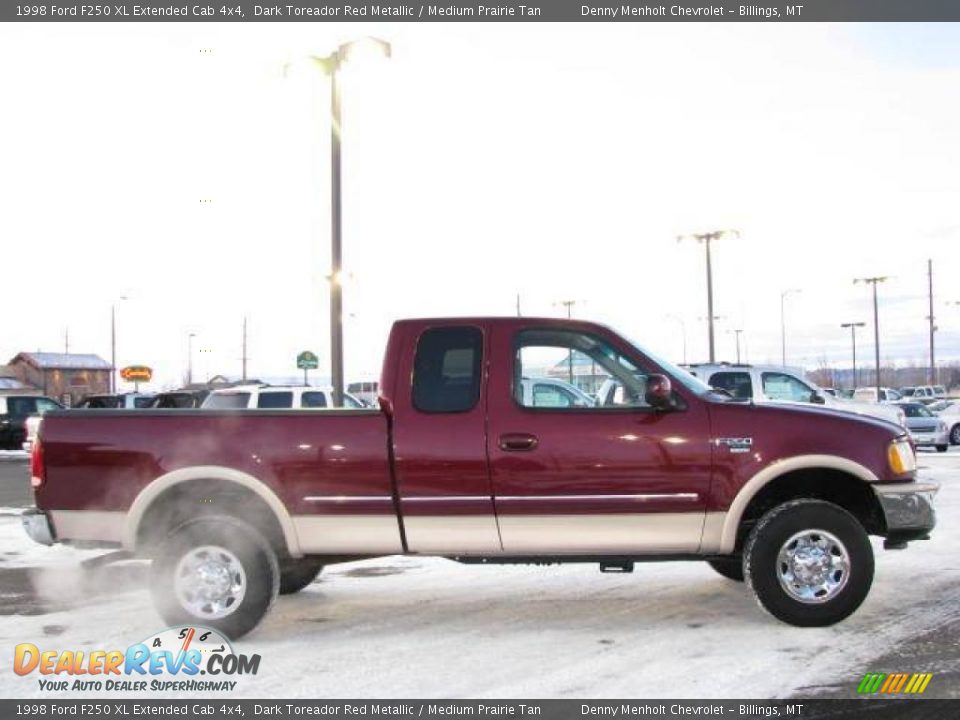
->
[700,512,726,553]
[403,515,503,554]
[50,510,125,543]
[292,515,403,554]
[498,512,707,554]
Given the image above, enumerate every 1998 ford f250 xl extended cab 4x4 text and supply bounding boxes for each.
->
[23,318,938,638]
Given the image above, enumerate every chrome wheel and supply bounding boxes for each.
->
[174,545,246,619]
[776,529,849,604]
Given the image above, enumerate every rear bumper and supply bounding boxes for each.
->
[873,480,938,542]
[22,508,55,546]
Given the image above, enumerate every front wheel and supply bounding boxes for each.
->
[151,516,279,639]
[744,499,873,627]
[950,424,960,446]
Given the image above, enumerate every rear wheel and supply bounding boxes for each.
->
[151,516,279,639]
[279,558,325,594]
[744,499,873,627]
[707,558,744,582]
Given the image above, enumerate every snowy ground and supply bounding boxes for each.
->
[1,451,957,699]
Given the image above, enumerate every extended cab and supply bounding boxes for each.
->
[23,318,938,638]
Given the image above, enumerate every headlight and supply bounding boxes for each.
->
[888,438,917,475]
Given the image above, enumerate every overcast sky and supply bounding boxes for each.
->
[1,22,958,390]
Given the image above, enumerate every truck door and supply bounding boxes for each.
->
[390,323,502,554]
[487,323,713,554]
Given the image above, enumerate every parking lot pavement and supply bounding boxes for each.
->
[0,457,31,508]
[0,449,957,699]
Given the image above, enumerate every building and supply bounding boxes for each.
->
[6,352,112,406]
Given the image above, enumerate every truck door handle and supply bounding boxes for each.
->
[499,433,538,451]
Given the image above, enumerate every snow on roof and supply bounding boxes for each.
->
[14,352,112,370]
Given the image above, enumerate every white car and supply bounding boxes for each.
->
[201,385,365,410]
[346,380,379,407]
[853,387,903,403]
[519,377,597,408]
[683,363,906,428]
[937,402,960,446]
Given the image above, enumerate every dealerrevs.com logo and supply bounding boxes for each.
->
[14,626,261,693]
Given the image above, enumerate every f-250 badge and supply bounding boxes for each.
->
[716,437,753,453]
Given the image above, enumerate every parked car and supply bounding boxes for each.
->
[24,317,937,638]
[148,390,209,409]
[928,399,957,414]
[853,387,903,403]
[894,402,949,452]
[519,377,596,407]
[201,384,365,409]
[681,363,905,428]
[0,395,62,450]
[902,386,943,405]
[346,381,380,407]
[76,393,155,409]
[937,402,960,446]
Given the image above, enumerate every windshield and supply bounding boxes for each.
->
[628,338,713,396]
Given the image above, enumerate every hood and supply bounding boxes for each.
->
[709,395,905,435]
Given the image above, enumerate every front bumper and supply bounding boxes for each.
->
[22,508,55,546]
[909,430,948,447]
[873,480,938,543]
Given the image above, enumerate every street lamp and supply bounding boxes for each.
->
[187,333,197,386]
[780,288,801,367]
[728,328,744,364]
[678,229,739,363]
[854,276,888,399]
[110,295,128,394]
[840,322,865,389]
[314,37,392,408]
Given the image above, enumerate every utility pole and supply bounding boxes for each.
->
[516,293,521,317]
[731,329,743,364]
[678,230,739,363]
[840,322,865,389]
[242,316,248,381]
[187,333,196,385]
[64,328,69,354]
[927,259,936,385]
[854,276,888,399]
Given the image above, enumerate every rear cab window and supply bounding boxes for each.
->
[257,392,293,409]
[412,326,483,413]
[709,371,753,399]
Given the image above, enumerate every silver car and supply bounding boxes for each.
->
[895,401,949,452]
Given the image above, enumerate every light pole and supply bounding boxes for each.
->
[854,276,888,399]
[728,328,744,364]
[780,288,801,367]
[678,230,739,363]
[110,295,127,394]
[314,37,392,408]
[187,333,197,385]
[665,314,687,364]
[840,322,865,389]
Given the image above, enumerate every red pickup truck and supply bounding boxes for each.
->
[24,317,938,638]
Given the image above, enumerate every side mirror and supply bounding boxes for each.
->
[811,393,826,405]
[645,374,674,411]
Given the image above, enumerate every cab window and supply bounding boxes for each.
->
[258,392,293,409]
[709,372,753,399]
[761,372,815,402]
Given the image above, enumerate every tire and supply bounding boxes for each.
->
[707,557,744,582]
[279,558,324,595]
[936,445,948,453]
[950,424,960,446]
[150,516,279,640]
[744,499,873,627]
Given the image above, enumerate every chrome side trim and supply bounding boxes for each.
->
[402,496,491,502]
[498,493,699,502]
[303,495,393,503]
[293,515,403,554]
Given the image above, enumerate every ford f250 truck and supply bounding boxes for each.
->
[23,318,938,638]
